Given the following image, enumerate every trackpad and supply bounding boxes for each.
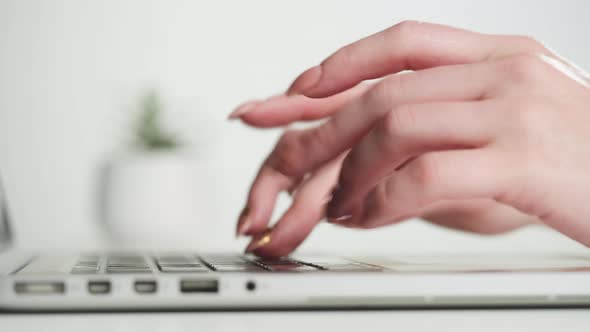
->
[353,254,590,272]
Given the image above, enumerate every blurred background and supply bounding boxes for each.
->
[1,0,589,254]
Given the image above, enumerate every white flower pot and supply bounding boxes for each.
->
[98,152,211,248]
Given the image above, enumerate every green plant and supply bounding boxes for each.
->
[134,90,181,150]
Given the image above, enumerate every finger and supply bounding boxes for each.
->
[287,21,549,98]
[243,62,503,235]
[327,100,500,220]
[232,84,372,128]
[236,165,294,236]
[337,149,508,228]
[280,63,502,182]
[421,199,539,234]
[244,156,343,258]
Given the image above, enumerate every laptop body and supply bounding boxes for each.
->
[1,178,590,311]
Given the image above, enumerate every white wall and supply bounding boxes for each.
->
[1,0,589,254]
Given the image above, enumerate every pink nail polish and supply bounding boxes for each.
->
[236,220,251,238]
[286,65,322,96]
[228,101,259,119]
[328,214,353,223]
[244,229,273,253]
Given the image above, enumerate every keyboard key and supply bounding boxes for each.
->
[156,255,200,265]
[159,265,210,273]
[209,262,249,266]
[158,263,204,268]
[252,258,320,272]
[71,266,99,274]
[107,254,150,273]
[71,254,102,274]
[253,258,297,266]
[107,267,152,274]
[106,254,151,273]
[212,265,266,272]
[199,255,247,264]
[291,256,353,265]
[268,264,319,272]
[107,264,149,268]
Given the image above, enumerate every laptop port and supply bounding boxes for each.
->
[180,279,218,293]
[14,281,65,295]
[134,280,157,294]
[245,280,256,292]
[88,281,111,294]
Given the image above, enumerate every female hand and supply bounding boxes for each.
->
[230,21,590,257]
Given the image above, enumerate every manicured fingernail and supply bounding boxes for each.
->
[228,101,259,119]
[327,214,353,223]
[286,65,322,96]
[236,206,251,237]
[245,228,273,253]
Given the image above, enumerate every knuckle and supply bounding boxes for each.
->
[364,75,406,111]
[512,35,547,53]
[332,44,358,69]
[408,155,442,193]
[381,105,415,141]
[272,124,334,176]
[502,53,548,83]
[271,130,307,176]
[305,121,333,147]
[364,80,390,107]
[387,20,422,40]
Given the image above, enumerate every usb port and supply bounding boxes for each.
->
[134,280,157,294]
[14,281,65,295]
[180,279,218,293]
[88,281,111,294]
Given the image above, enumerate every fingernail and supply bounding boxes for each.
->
[327,214,353,223]
[286,65,322,96]
[228,101,259,119]
[245,228,273,253]
[236,206,251,237]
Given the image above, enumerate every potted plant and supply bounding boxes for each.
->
[98,91,209,248]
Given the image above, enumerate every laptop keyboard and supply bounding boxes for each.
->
[70,253,381,274]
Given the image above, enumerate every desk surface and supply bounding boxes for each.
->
[2,309,590,332]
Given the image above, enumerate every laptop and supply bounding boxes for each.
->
[1,178,590,311]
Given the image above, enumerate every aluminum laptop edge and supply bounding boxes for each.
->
[1,177,590,311]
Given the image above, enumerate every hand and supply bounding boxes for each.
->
[231,21,590,257]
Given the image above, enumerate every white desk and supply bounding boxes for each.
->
[2,309,590,332]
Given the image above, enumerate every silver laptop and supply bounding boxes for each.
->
[2,178,590,311]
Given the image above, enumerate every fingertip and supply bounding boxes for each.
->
[245,206,318,258]
[232,94,306,128]
[244,228,273,253]
[228,101,260,119]
[238,111,291,128]
[235,205,252,237]
[250,236,294,258]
